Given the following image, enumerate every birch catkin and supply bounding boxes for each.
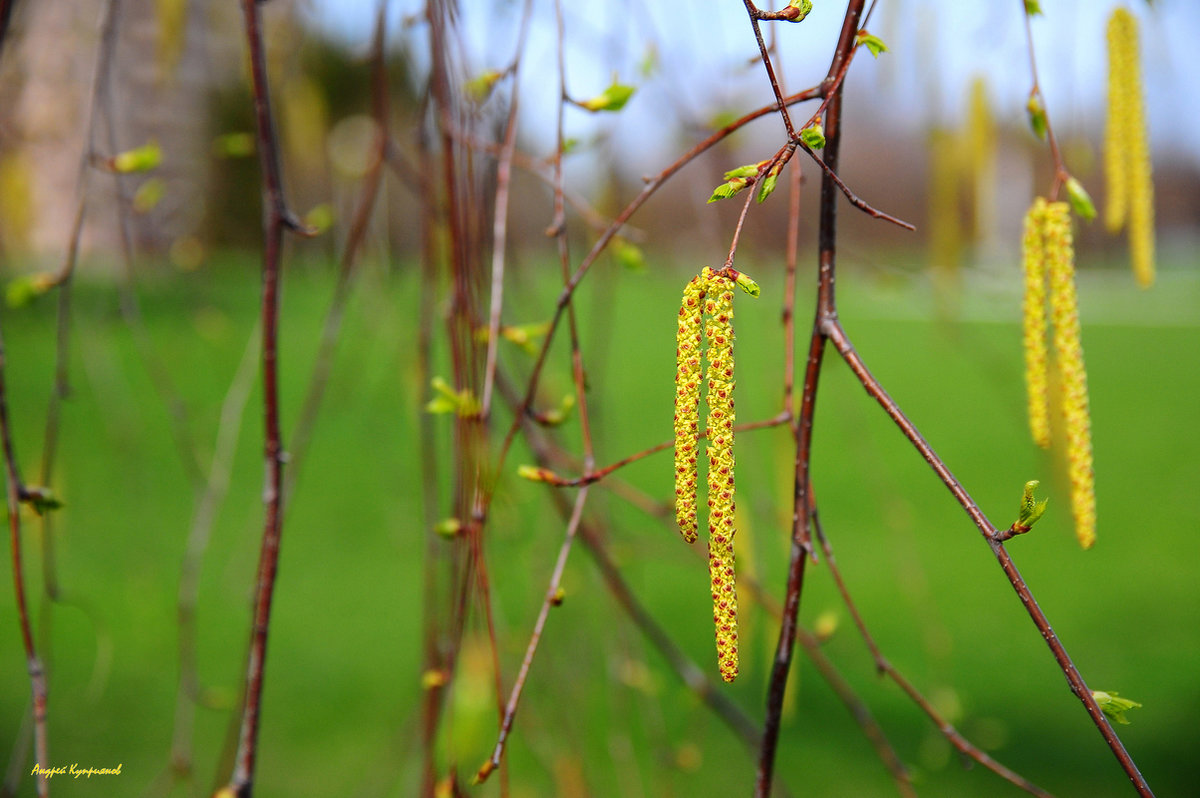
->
[674,267,746,681]
[1022,198,1051,449]
[1105,7,1155,288]
[1044,202,1097,549]
[1104,9,1132,234]
[704,281,738,682]
[674,270,709,543]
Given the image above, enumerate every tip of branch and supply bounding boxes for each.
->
[472,759,496,785]
[283,210,320,238]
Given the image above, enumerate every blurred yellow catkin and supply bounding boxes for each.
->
[1022,198,1051,449]
[966,76,997,243]
[1104,7,1155,288]
[1044,202,1096,549]
[674,269,710,543]
[704,281,739,682]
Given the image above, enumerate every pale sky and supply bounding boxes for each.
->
[298,0,1200,170]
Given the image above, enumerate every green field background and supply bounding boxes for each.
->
[1,255,1197,797]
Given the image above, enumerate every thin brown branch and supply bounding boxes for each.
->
[1,324,48,798]
[811,508,1053,796]
[757,3,865,795]
[824,318,1152,796]
[223,1,312,793]
[1021,2,1069,194]
[534,412,790,488]
[799,144,915,231]
[480,0,535,418]
[743,1,797,138]
[475,485,590,784]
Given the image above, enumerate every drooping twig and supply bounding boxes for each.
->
[1,324,49,798]
[222,1,316,794]
[823,319,1152,796]
[756,4,865,795]
[477,0,601,781]
[811,506,1053,796]
[480,0,535,419]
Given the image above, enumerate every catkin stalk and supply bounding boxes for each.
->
[1045,202,1096,549]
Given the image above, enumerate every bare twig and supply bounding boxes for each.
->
[222,2,316,794]
[811,508,1053,796]
[1,325,49,798]
[756,4,865,795]
[824,319,1152,796]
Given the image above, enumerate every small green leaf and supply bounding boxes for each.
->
[5,273,53,309]
[1092,690,1142,725]
[464,69,503,103]
[112,140,163,173]
[612,237,646,272]
[425,377,480,417]
[734,271,760,298]
[304,203,335,234]
[708,177,750,204]
[539,394,575,427]
[213,132,255,159]
[1016,480,1049,530]
[1024,0,1043,16]
[434,518,462,538]
[425,395,458,415]
[1064,177,1097,221]
[784,0,813,22]
[638,43,658,78]
[1026,93,1048,140]
[517,465,558,483]
[799,123,826,150]
[132,177,166,214]
[756,172,778,204]
[580,81,636,112]
[723,162,762,181]
[855,31,888,58]
[561,137,580,155]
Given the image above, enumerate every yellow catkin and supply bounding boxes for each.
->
[966,75,997,243]
[704,280,738,682]
[1044,202,1096,549]
[674,269,710,543]
[1105,7,1155,287]
[1022,198,1051,449]
[1103,9,1132,234]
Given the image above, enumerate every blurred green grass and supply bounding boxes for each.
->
[0,257,1196,797]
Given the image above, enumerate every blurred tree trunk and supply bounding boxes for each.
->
[1,0,217,266]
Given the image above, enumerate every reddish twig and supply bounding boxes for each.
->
[1,326,49,798]
[223,2,316,794]
[823,319,1152,796]
[531,412,790,488]
[480,0,535,418]
[1021,2,1069,195]
[756,4,865,795]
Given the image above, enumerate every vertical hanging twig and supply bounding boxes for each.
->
[222,2,315,795]
[1,328,49,797]
[756,4,864,795]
